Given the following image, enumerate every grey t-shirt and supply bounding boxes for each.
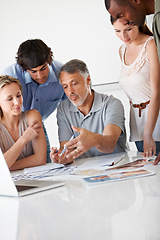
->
[57,90,127,158]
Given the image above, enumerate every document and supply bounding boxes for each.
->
[23,162,64,174]
[77,154,125,170]
[12,163,77,181]
[83,168,155,185]
[74,157,155,176]
[108,158,155,171]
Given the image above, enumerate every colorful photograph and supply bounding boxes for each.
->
[83,169,155,185]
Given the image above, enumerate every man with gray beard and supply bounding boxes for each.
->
[50,59,127,165]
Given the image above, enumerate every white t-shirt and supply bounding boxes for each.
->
[119,36,160,142]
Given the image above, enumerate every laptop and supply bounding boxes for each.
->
[0,148,65,197]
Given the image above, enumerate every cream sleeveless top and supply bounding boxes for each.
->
[119,36,160,141]
[0,112,33,160]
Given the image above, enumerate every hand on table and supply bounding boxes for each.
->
[142,136,156,157]
[154,152,160,165]
[50,146,75,165]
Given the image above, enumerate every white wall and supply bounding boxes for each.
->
[0,0,122,85]
[1,1,152,150]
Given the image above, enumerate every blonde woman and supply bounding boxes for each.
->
[0,75,47,170]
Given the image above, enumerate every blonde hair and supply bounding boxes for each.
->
[0,75,23,119]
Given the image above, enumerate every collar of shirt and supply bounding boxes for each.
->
[23,64,58,86]
[69,90,103,113]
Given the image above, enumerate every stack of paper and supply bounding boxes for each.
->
[82,158,156,185]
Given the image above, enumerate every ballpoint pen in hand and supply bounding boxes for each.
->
[60,134,75,156]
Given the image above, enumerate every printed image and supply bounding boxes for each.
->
[84,169,155,185]
[109,158,155,171]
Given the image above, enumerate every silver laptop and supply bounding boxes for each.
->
[0,148,65,197]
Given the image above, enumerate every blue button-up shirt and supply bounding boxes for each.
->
[1,60,67,121]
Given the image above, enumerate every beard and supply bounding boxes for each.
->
[69,90,89,107]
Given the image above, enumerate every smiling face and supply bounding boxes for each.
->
[27,62,49,84]
[0,83,23,117]
[108,0,146,27]
[60,71,91,107]
[113,18,139,44]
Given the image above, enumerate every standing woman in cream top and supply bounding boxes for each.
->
[111,17,160,157]
[0,75,47,170]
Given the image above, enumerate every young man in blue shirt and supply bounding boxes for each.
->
[1,39,67,162]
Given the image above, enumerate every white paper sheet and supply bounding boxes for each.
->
[77,154,125,170]
[23,162,64,174]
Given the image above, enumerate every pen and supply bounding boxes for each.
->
[101,162,114,167]
[60,134,75,156]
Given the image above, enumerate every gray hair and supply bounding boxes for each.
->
[58,59,92,87]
